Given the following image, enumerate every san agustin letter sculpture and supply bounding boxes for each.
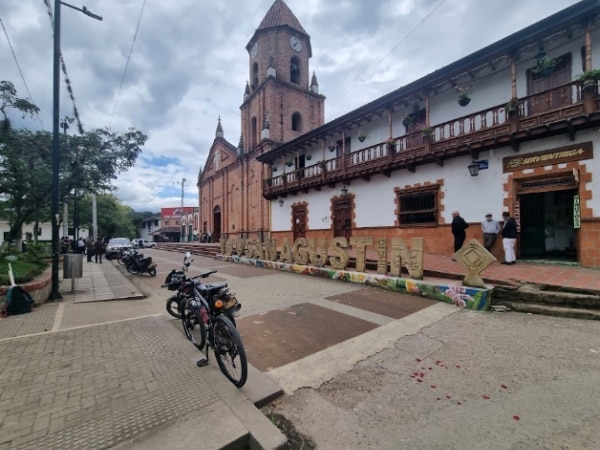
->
[218,236,495,311]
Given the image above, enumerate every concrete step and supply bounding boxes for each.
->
[493,281,600,318]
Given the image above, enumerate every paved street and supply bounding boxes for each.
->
[1,248,599,449]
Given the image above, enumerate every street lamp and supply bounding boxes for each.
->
[181,178,186,242]
[51,1,102,301]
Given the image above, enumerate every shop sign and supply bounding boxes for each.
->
[503,142,593,172]
[573,195,581,229]
[514,201,521,232]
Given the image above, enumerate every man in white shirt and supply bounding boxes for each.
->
[481,213,500,251]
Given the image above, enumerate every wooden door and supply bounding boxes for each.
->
[333,198,352,240]
[528,53,571,114]
[292,205,307,241]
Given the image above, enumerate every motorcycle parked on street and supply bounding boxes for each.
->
[123,248,157,276]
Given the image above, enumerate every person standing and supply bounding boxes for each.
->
[85,237,94,262]
[501,211,518,264]
[481,213,501,251]
[451,211,469,252]
[94,237,104,264]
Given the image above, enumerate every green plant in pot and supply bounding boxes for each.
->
[505,98,519,114]
[531,53,559,77]
[456,86,472,106]
[576,69,600,89]
[402,113,415,128]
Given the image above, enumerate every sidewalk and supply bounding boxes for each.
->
[0,260,287,450]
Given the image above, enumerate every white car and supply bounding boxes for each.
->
[134,239,157,249]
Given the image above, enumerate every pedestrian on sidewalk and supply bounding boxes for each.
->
[94,237,104,263]
[77,237,85,254]
[481,213,500,251]
[86,237,94,262]
[451,211,469,252]
[501,211,518,264]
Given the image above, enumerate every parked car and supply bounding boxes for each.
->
[105,237,132,259]
[132,239,156,249]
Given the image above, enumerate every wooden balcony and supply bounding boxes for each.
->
[264,80,600,199]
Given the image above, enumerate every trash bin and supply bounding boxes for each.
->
[63,253,83,279]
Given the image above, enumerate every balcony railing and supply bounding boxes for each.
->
[264,80,599,198]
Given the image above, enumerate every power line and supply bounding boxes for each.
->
[0,15,45,130]
[330,0,447,108]
[108,0,147,130]
[43,0,85,135]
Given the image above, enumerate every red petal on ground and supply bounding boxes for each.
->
[457,401,462,405]
[428,367,433,370]
[417,379,423,383]
[456,365,461,368]
[501,384,507,389]
[436,397,441,401]
[419,373,425,377]
[513,415,520,421]
[482,395,490,399]
[436,361,442,365]
[410,375,415,378]
[446,395,451,399]
[416,358,422,362]
[430,385,436,389]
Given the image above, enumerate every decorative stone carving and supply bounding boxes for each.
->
[454,239,496,287]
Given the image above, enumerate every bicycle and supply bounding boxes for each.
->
[179,266,248,388]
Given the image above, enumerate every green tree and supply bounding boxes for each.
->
[0,81,39,135]
[77,194,137,239]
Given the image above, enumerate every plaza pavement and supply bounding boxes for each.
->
[1,250,599,449]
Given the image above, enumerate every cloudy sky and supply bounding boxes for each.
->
[1,0,581,212]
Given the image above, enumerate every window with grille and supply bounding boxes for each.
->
[397,185,439,225]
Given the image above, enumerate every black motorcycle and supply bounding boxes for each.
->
[162,252,194,319]
[124,248,157,276]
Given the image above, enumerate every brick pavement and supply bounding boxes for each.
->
[0,316,220,450]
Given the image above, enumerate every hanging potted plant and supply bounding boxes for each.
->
[385,139,396,151]
[576,69,600,90]
[456,86,472,106]
[328,142,337,152]
[505,98,518,115]
[264,177,272,186]
[531,53,559,77]
[402,113,415,128]
[421,127,432,138]
[305,153,312,161]
[272,166,278,172]
[285,158,294,167]
[357,130,369,142]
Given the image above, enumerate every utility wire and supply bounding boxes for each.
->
[0,15,46,130]
[330,0,447,108]
[108,0,147,130]
[43,0,85,135]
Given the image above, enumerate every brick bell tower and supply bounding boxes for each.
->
[241,0,325,151]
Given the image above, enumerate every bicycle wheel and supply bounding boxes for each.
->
[212,315,247,388]
[181,305,206,350]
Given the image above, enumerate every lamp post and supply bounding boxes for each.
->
[180,178,186,242]
[51,1,102,301]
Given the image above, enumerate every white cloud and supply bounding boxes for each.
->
[1,0,581,211]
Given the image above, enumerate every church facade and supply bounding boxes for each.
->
[197,0,324,244]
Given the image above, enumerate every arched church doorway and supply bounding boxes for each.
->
[213,205,221,242]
